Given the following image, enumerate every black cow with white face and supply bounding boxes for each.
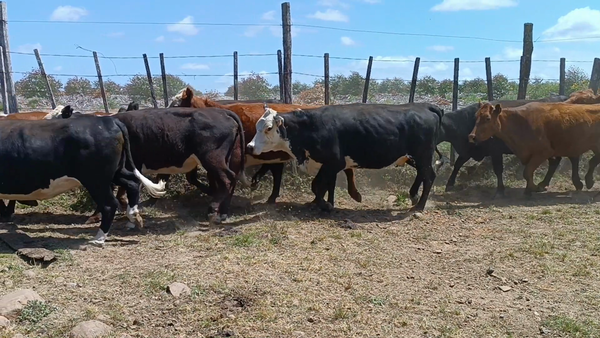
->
[0,116,166,245]
[438,95,586,197]
[247,103,443,212]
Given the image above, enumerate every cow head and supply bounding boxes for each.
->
[60,105,74,119]
[169,86,194,107]
[247,106,290,156]
[469,102,502,144]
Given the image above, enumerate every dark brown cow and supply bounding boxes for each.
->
[169,87,363,204]
[468,101,600,195]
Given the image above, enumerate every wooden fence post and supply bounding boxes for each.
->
[159,53,168,107]
[485,57,493,101]
[408,57,420,103]
[281,2,293,104]
[0,2,17,113]
[559,58,566,96]
[588,58,600,95]
[92,51,109,114]
[33,49,56,109]
[324,52,330,105]
[450,57,460,165]
[277,50,284,102]
[233,51,239,100]
[517,23,533,100]
[143,54,158,108]
[362,56,373,103]
[0,46,8,114]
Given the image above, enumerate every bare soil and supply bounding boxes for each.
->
[1,158,600,338]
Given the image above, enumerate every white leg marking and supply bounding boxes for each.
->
[125,204,140,229]
[89,229,108,246]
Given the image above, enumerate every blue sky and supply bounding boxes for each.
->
[6,0,600,93]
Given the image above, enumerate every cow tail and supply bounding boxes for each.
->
[224,109,250,187]
[115,120,167,198]
[431,106,447,169]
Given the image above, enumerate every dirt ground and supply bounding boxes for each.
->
[1,159,600,338]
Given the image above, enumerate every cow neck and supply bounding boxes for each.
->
[494,111,520,152]
[282,111,311,159]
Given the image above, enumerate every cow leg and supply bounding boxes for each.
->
[17,200,38,207]
[250,164,271,191]
[185,169,213,195]
[445,154,470,192]
[344,169,362,203]
[313,162,344,212]
[491,153,506,198]
[88,186,119,246]
[410,160,436,212]
[568,156,584,191]
[585,153,600,189]
[218,170,238,222]
[266,164,284,204]
[0,200,15,222]
[409,174,423,206]
[202,161,236,225]
[537,157,562,191]
[113,175,144,230]
[523,156,549,196]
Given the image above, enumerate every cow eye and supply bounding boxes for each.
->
[267,127,273,132]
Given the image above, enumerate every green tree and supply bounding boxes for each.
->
[124,74,194,102]
[238,72,273,100]
[377,77,409,94]
[64,77,93,96]
[527,77,559,99]
[292,81,311,96]
[565,65,589,95]
[416,75,439,96]
[492,73,516,99]
[93,79,124,96]
[330,74,348,97]
[460,77,487,96]
[341,71,365,97]
[15,69,63,99]
[438,79,453,98]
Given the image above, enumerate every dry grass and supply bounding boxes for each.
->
[1,157,600,338]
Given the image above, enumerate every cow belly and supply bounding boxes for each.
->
[141,155,201,174]
[245,154,288,167]
[344,155,411,170]
[0,176,82,200]
[298,155,410,176]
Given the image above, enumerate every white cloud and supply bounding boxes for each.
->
[155,35,165,42]
[318,0,350,9]
[427,45,454,52]
[261,10,276,21]
[173,37,186,43]
[167,16,199,36]
[431,0,517,12]
[181,63,209,70]
[502,46,522,59]
[362,0,380,3]
[341,36,356,46]
[308,9,349,22]
[542,7,600,42]
[243,26,265,37]
[50,6,88,21]
[16,43,42,53]
[107,32,125,38]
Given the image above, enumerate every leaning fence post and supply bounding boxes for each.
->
[92,51,109,113]
[588,58,600,95]
[0,2,17,113]
[159,53,168,107]
[485,57,493,101]
[324,52,330,105]
[408,57,420,103]
[143,53,158,108]
[559,58,566,96]
[233,51,239,100]
[362,56,373,103]
[277,50,284,102]
[33,49,56,109]
[0,46,8,114]
[450,57,459,165]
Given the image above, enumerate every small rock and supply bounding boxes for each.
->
[70,320,113,338]
[387,195,397,205]
[498,285,512,292]
[16,248,56,265]
[307,317,315,323]
[55,277,65,284]
[499,314,505,319]
[412,212,423,220]
[23,270,36,278]
[0,315,10,328]
[539,326,549,335]
[0,289,45,316]
[337,219,358,230]
[3,280,12,288]
[67,283,80,288]
[521,278,529,283]
[166,282,191,298]
[486,267,495,275]
[433,249,442,254]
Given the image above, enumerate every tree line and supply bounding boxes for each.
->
[13,65,591,107]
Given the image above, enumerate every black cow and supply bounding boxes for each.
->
[66,107,246,224]
[438,95,586,197]
[0,116,166,245]
[246,103,443,212]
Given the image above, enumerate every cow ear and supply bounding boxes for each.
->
[493,103,502,116]
[274,114,283,127]
[184,87,193,99]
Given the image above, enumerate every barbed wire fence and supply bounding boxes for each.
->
[1,1,600,116]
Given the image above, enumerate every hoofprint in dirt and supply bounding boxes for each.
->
[1,164,600,338]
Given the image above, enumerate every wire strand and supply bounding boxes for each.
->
[9,51,277,59]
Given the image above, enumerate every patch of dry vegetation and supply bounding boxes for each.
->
[1,158,600,337]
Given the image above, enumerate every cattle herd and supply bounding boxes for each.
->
[0,87,599,246]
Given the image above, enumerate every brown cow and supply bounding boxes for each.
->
[564,89,600,104]
[0,105,66,120]
[169,87,363,204]
[468,101,600,195]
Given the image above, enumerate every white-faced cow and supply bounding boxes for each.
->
[0,116,166,245]
[247,103,443,212]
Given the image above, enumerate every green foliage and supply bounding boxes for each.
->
[18,300,57,324]
[416,75,439,96]
[15,69,63,99]
[237,72,274,100]
[527,77,560,99]
[64,77,93,96]
[124,74,194,102]
[565,65,589,95]
[292,80,311,95]
[492,73,516,99]
[95,79,124,95]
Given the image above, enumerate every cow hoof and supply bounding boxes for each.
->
[444,185,456,192]
[88,239,105,247]
[219,214,229,222]
[124,222,136,230]
[350,192,362,203]
[574,181,584,191]
[318,202,334,212]
[85,214,101,224]
[266,196,278,204]
[492,190,506,199]
[410,195,419,206]
[409,205,424,213]
[208,213,222,225]
[585,177,595,190]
